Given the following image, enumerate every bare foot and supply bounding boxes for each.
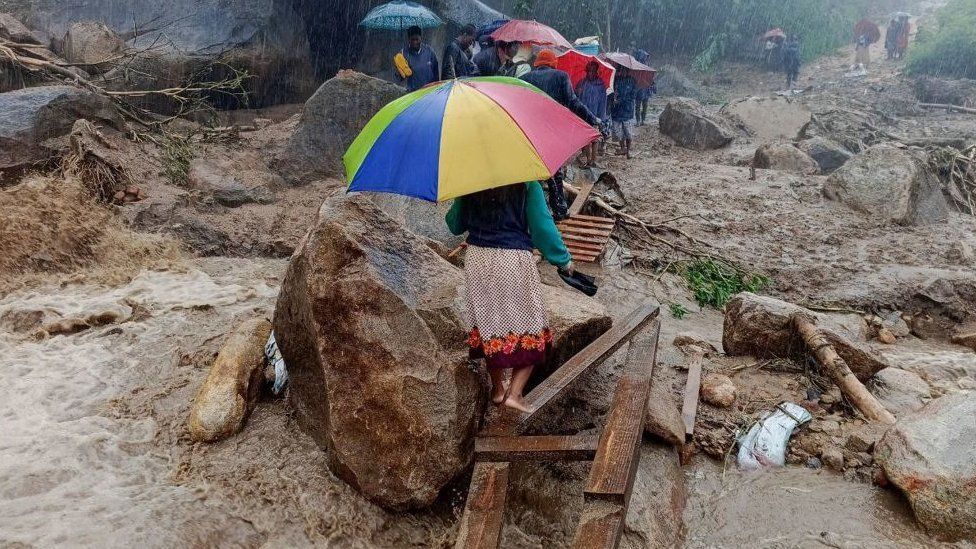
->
[502,395,530,413]
[491,383,509,405]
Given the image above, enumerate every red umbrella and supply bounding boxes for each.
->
[602,52,656,88]
[556,50,615,90]
[763,28,786,41]
[490,19,573,49]
[854,19,881,44]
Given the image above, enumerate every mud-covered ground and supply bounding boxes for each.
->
[2,7,976,548]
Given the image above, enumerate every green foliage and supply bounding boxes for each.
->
[669,303,689,319]
[513,0,536,18]
[162,135,194,187]
[907,0,976,79]
[683,259,770,309]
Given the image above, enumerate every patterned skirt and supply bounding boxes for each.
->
[464,245,552,371]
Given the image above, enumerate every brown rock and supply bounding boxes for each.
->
[721,96,812,141]
[645,367,685,446]
[273,192,610,510]
[821,448,844,471]
[722,292,889,381]
[62,21,125,74]
[188,318,272,442]
[621,443,686,548]
[658,98,736,150]
[672,332,718,353]
[867,368,931,415]
[753,143,820,175]
[700,373,736,407]
[877,328,897,344]
[951,332,976,352]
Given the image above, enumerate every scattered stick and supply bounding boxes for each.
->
[792,315,895,424]
[918,102,976,115]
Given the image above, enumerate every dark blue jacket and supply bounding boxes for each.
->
[473,46,501,76]
[442,39,479,79]
[398,45,439,92]
[521,66,599,125]
[611,75,637,121]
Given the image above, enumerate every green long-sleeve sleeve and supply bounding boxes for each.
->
[525,181,572,267]
[445,199,465,235]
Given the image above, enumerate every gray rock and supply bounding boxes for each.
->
[823,144,949,226]
[876,392,976,541]
[186,158,276,207]
[272,192,610,510]
[947,241,975,266]
[721,96,812,141]
[644,365,684,446]
[0,12,41,44]
[868,368,932,416]
[659,98,736,151]
[821,448,844,471]
[621,443,685,548]
[882,311,912,338]
[368,194,464,251]
[0,85,125,176]
[723,292,889,382]
[62,21,124,74]
[654,64,705,99]
[797,136,853,174]
[753,143,820,175]
[277,71,402,184]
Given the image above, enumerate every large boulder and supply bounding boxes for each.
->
[659,98,736,151]
[0,12,40,44]
[823,145,949,225]
[867,367,931,416]
[654,64,705,100]
[875,392,976,541]
[62,21,124,74]
[0,85,125,180]
[723,293,888,381]
[273,192,610,510]
[797,137,852,174]
[187,158,276,207]
[277,71,402,185]
[721,96,811,141]
[914,76,976,107]
[753,143,820,175]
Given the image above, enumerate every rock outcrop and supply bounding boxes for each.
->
[867,368,931,416]
[273,192,610,510]
[876,392,976,541]
[797,137,853,174]
[0,86,125,179]
[721,96,811,141]
[753,143,820,175]
[187,158,276,207]
[723,293,888,381]
[277,71,402,184]
[659,98,736,150]
[823,144,949,225]
[188,318,272,442]
[62,21,124,74]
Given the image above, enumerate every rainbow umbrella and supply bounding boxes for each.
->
[345,77,599,202]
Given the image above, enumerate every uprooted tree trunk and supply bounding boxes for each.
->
[792,315,896,424]
[61,120,133,202]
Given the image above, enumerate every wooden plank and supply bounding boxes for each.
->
[681,352,704,442]
[557,225,613,238]
[483,302,660,437]
[567,248,602,259]
[565,240,606,252]
[584,323,659,504]
[562,232,610,246]
[475,435,599,462]
[568,179,595,217]
[454,462,510,549]
[571,213,616,223]
[561,217,616,230]
[570,254,601,263]
[572,500,625,549]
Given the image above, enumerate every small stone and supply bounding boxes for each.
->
[700,373,736,407]
[806,457,823,469]
[845,431,877,453]
[821,448,845,471]
[947,241,974,265]
[811,419,841,434]
[856,452,873,466]
[673,332,718,353]
[125,185,140,195]
[882,311,911,338]
[877,328,896,344]
[113,190,126,202]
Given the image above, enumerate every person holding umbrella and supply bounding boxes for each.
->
[395,26,439,91]
[610,67,637,159]
[442,24,480,79]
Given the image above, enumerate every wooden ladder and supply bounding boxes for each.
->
[454,302,661,549]
[558,174,616,264]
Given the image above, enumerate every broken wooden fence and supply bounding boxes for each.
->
[455,302,661,549]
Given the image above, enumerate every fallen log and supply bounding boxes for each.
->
[792,315,895,424]
[919,102,976,115]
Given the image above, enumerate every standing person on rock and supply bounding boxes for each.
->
[395,26,439,92]
[634,49,654,127]
[445,182,573,413]
[610,67,637,159]
[442,24,479,80]
[783,34,801,89]
[896,15,911,59]
[855,33,871,69]
[885,19,900,60]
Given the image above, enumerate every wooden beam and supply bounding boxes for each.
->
[681,352,704,442]
[454,462,510,549]
[572,500,625,549]
[475,435,599,462]
[482,302,660,436]
[568,178,595,217]
[584,322,659,505]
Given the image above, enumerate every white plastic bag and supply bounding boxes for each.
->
[737,402,812,470]
[264,331,288,395]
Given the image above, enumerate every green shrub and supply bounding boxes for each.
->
[669,303,689,319]
[906,0,976,79]
[683,259,770,309]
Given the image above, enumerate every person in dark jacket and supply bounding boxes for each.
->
[783,35,801,89]
[473,39,502,77]
[446,182,572,412]
[497,41,530,78]
[442,24,479,79]
[521,50,602,220]
[610,67,637,158]
[395,26,439,92]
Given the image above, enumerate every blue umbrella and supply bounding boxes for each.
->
[360,1,444,31]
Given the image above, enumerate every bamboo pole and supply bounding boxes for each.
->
[792,315,895,424]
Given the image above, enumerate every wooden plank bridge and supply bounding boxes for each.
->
[455,302,661,549]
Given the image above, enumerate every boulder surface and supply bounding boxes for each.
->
[721,96,811,140]
[753,143,820,174]
[867,367,931,416]
[875,391,976,541]
[797,137,852,174]
[823,144,949,225]
[62,21,124,74]
[659,98,736,150]
[277,71,402,184]
[273,192,610,510]
[723,292,888,381]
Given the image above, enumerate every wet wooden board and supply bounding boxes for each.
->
[558,181,616,263]
[482,302,660,437]
[572,500,625,549]
[558,224,614,238]
[560,217,617,230]
[475,435,600,462]
[681,352,705,442]
[454,462,510,549]
[584,322,659,504]
[568,179,595,217]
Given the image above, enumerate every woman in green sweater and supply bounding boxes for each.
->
[447,181,573,412]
